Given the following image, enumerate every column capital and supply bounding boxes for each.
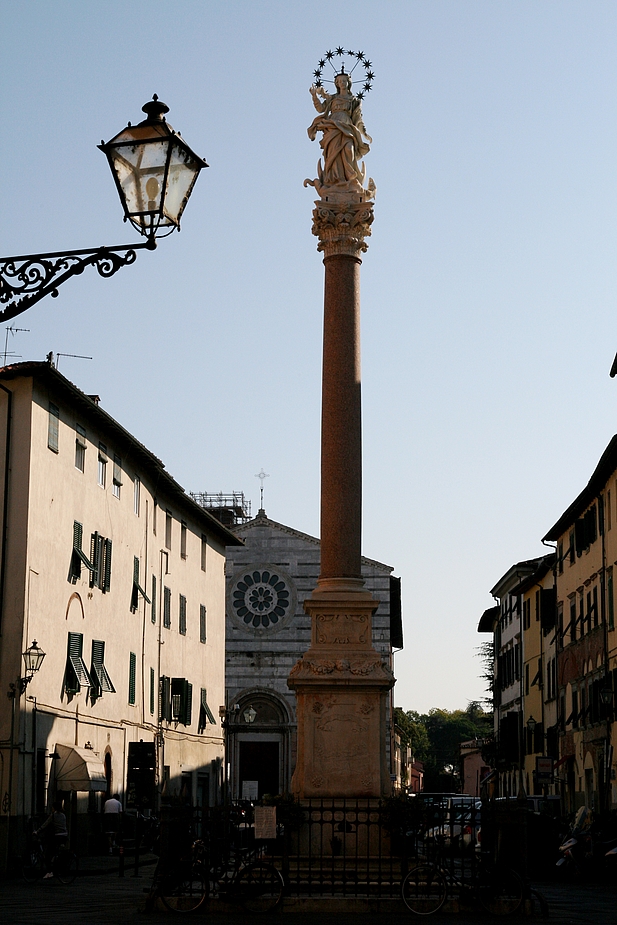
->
[311,197,374,259]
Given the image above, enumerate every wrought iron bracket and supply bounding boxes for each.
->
[0,239,156,323]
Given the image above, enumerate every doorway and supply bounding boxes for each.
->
[239,741,279,798]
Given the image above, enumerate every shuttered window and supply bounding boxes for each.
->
[163,586,171,628]
[198,689,216,732]
[180,522,187,559]
[65,632,92,693]
[130,556,151,612]
[165,511,172,550]
[609,569,614,630]
[149,667,155,715]
[159,675,172,722]
[98,443,107,487]
[179,594,187,635]
[133,477,140,516]
[48,403,59,453]
[151,575,157,624]
[199,605,206,643]
[90,640,115,699]
[70,521,94,583]
[201,535,207,571]
[171,678,192,726]
[128,652,136,705]
[75,424,86,471]
[112,455,122,499]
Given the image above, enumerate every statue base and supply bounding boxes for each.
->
[288,584,394,798]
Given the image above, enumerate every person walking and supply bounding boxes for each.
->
[104,793,123,854]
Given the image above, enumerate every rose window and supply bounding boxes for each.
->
[232,570,290,628]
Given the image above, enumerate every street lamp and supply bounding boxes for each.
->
[0,96,207,323]
[22,639,46,690]
[244,706,257,724]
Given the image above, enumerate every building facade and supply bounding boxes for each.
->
[0,361,240,863]
[216,510,402,800]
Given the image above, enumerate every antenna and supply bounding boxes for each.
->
[2,325,29,366]
[255,469,270,512]
[55,353,93,370]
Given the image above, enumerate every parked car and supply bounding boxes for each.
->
[425,798,482,852]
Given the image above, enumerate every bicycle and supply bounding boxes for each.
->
[401,858,523,916]
[149,839,283,914]
[22,834,79,885]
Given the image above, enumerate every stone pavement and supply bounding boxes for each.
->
[0,867,616,925]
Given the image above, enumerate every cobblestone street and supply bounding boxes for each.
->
[0,868,616,925]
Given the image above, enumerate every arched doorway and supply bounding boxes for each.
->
[230,693,290,800]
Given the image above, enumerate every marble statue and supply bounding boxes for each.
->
[306,72,375,201]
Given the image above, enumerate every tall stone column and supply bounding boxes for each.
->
[288,64,394,798]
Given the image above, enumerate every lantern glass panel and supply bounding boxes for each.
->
[163,142,202,225]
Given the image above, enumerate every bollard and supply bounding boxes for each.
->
[118,844,124,877]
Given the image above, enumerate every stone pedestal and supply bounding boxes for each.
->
[289,583,393,797]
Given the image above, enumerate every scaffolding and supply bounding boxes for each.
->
[190,491,252,527]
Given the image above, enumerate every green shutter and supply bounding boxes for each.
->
[150,667,155,715]
[103,539,112,592]
[66,632,91,692]
[160,675,171,721]
[151,575,157,624]
[163,587,171,628]
[185,682,192,726]
[91,639,115,694]
[48,404,59,453]
[128,652,136,705]
[179,595,187,635]
[199,605,206,643]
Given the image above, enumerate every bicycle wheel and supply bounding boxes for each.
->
[478,866,523,916]
[401,864,447,915]
[53,850,79,885]
[235,861,284,913]
[159,864,207,913]
[22,849,45,883]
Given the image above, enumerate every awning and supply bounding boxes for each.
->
[53,744,107,792]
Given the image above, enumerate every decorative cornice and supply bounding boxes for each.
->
[311,198,374,259]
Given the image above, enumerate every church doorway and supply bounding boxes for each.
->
[239,741,279,799]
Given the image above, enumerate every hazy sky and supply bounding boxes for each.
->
[3,1,617,714]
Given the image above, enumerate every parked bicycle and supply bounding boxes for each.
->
[22,833,79,885]
[401,858,523,916]
[148,838,283,914]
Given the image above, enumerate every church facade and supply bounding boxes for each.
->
[223,511,402,799]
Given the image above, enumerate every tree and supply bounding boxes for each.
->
[394,703,492,792]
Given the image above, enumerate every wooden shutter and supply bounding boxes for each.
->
[91,639,115,694]
[159,675,171,722]
[48,404,59,452]
[149,667,155,715]
[66,632,91,692]
[163,587,171,628]
[103,539,112,592]
[185,682,192,726]
[179,595,187,635]
[128,652,136,705]
[200,605,206,643]
[151,575,157,624]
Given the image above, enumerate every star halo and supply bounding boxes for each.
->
[312,48,374,99]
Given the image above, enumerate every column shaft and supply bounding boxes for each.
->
[320,253,362,581]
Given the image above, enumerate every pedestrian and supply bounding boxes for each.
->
[104,793,123,854]
[34,800,69,878]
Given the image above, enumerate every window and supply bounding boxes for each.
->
[160,675,172,721]
[90,532,112,592]
[149,667,155,715]
[199,604,207,643]
[65,632,92,694]
[113,455,122,499]
[90,640,115,699]
[70,521,87,583]
[153,500,157,536]
[133,476,140,516]
[98,443,107,487]
[151,575,157,624]
[593,586,599,628]
[198,689,216,733]
[75,424,86,471]
[163,586,171,628]
[570,599,577,643]
[201,535,207,571]
[171,678,192,726]
[48,403,59,453]
[165,510,172,550]
[181,522,187,559]
[179,594,187,635]
[128,652,136,705]
[609,568,614,630]
[130,557,151,613]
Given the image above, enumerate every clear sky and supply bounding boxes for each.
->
[2,1,617,714]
